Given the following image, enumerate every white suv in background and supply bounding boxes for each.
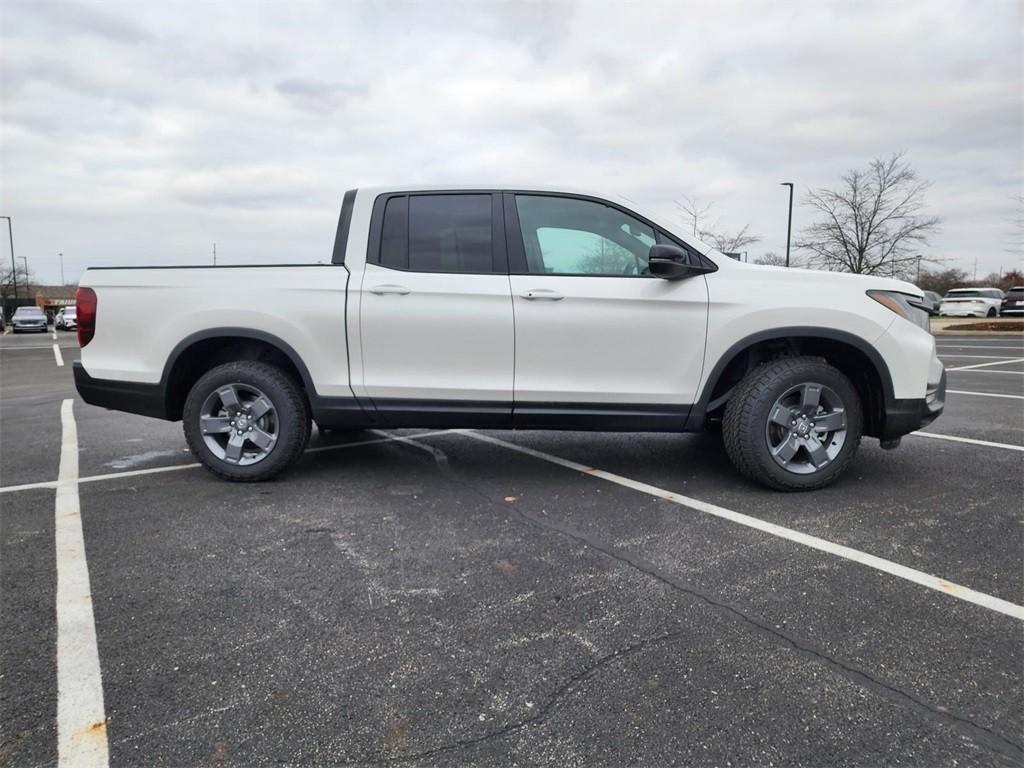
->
[939,287,1004,317]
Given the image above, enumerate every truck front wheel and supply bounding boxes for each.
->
[183,361,310,482]
[722,357,863,491]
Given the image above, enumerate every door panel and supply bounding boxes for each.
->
[509,273,708,406]
[359,263,514,405]
[506,192,709,414]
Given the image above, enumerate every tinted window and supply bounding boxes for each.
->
[407,195,492,273]
[379,196,408,269]
[515,195,656,276]
[1007,288,1024,297]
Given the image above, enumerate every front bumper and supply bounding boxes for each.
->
[13,323,47,331]
[879,368,946,440]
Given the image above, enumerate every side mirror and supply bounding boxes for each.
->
[648,244,709,280]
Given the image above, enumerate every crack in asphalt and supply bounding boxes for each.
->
[355,433,1024,766]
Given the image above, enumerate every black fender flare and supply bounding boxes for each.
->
[686,326,895,430]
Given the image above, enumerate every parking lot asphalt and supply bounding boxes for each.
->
[1,330,1022,767]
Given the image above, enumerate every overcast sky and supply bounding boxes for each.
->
[1,0,1021,285]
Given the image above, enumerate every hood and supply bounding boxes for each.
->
[718,259,923,298]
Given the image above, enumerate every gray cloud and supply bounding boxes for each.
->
[0,0,1020,284]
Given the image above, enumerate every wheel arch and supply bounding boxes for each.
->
[161,328,315,421]
[689,327,895,438]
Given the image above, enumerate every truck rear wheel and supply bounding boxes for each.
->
[722,357,862,491]
[183,361,310,482]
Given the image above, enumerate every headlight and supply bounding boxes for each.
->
[867,290,930,331]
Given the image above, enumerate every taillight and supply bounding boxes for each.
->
[76,287,97,347]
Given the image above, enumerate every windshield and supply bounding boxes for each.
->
[1007,288,1024,297]
[65,308,77,316]
[14,307,44,317]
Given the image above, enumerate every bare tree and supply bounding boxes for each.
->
[796,153,940,278]
[701,223,760,255]
[675,195,714,238]
[0,261,33,305]
[755,251,789,267]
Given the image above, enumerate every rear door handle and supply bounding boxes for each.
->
[520,289,564,301]
[369,284,411,295]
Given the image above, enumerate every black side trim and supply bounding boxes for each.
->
[686,327,897,431]
[359,399,691,431]
[332,189,357,265]
[309,395,379,429]
[74,362,168,419]
[514,402,690,431]
[372,399,513,429]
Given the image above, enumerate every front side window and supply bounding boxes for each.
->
[515,195,656,276]
[377,194,494,274]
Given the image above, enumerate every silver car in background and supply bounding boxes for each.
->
[11,306,49,333]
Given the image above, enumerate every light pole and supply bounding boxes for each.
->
[0,216,16,300]
[59,252,65,284]
[780,183,794,268]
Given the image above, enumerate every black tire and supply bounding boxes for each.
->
[722,356,863,491]
[987,308,997,318]
[183,361,310,482]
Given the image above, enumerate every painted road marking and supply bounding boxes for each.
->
[909,431,1024,452]
[947,357,1024,371]
[948,369,1024,377]
[0,429,457,495]
[937,354,1024,359]
[55,399,109,768]
[448,430,1024,621]
[0,345,65,351]
[52,329,58,340]
[53,344,65,367]
[936,344,1024,350]
[947,389,1024,400]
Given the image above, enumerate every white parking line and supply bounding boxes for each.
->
[937,354,1024,359]
[936,344,1024,350]
[0,345,61,351]
[947,357,1024,371]
[947,389,1024,400]
[55,399,109,767]
[948,369,1024,376]
[909,431,1024,452]
[52,329,58,340]
[443,430,1024,621]
[0,429,457,495]
[53,344,65,367]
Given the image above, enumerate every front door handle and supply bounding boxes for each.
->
[370,284,411,295]
[520,289,564,301]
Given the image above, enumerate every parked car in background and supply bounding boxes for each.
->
[55,306,78,330]
[11,306,49,333]
[939,287,1004,317]
[921,290,942,316]
[1000,286,1024,316]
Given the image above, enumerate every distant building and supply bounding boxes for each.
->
[33,285,77,316]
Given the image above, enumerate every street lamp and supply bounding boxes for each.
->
[780,183,794,268]
[0,216,16,300]
[59,252,65,284]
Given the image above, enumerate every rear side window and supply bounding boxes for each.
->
[375,194,496,274]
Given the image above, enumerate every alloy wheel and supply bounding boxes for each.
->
[765,382,848,475]
[199,383,278,465]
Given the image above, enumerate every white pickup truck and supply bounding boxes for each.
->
[74,185,945,490]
